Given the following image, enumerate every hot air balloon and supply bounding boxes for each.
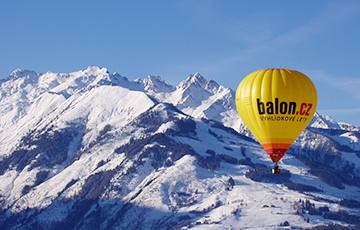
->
[235,68,317,174]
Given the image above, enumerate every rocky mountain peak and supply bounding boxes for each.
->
[9,68,38,80]
[136,75,174,93]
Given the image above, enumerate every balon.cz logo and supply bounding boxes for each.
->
[257,98,312,116]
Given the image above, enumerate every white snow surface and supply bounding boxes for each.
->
[0,66,359,229]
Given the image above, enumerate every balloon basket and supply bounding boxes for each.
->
[272,165,281,174]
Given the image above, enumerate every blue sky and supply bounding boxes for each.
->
[1,1,360,125]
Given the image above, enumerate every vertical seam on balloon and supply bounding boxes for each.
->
[262,69,271,138]
[278,69,285,140]
[280,68,286,87]
[297,71,306,122]
[293,71,305,137]
[271,69,277,140]
[292,70,300,123]
[250,70,262,141]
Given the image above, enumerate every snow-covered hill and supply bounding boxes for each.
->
[0,66,360,229]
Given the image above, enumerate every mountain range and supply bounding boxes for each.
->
[0,66,360,229]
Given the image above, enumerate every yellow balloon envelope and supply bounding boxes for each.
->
[235,68,317,163]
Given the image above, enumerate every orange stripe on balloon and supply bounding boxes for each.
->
[261,143,291,162]
[262,143,291,149]
[260,138,294,144]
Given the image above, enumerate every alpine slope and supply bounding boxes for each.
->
[0,66,359,229]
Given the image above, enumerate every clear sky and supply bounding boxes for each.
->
[1,1,360,125]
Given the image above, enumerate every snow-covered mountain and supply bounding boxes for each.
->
[0,66,360,229]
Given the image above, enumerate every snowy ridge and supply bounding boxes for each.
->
[0,67,360,229]
[309,113,342,130]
